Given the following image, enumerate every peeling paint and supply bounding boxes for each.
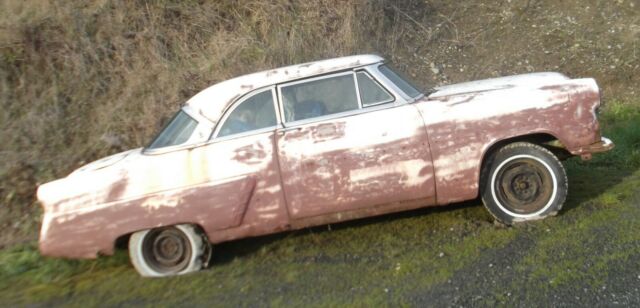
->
[416,76,606,205]
[36,55,612,260]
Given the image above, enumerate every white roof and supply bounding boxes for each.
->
[186,54,385,123]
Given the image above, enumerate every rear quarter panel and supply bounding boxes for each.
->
[414,78,601,205]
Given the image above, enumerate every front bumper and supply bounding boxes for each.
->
[586,137,614,153]
[579,137,614,160]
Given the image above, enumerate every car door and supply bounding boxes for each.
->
[276,70,436,220]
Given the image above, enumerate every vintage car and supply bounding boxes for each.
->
[37,54,613,276]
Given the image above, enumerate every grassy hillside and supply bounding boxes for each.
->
[1,0,638,245]
[0,0,640,306]
[0,0,397,245]
[0,0,639,305]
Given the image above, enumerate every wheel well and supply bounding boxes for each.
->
[115,233,131,249]
[480,133,571,175]
[114,223,209,250]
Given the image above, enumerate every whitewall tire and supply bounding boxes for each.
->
[480,142,568,225]
[128,224,211,277]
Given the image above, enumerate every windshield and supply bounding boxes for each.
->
[146,110,198,150]
[378,64,422,99]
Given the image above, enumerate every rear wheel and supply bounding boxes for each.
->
[480,142,568,225]
[128,224,211,277]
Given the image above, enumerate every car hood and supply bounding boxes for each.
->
[428,72,569,98]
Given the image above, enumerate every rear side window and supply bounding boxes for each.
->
[356,71,394,107]
[281,74,359,122]
[378,64,422,99]
[217,89,277,137]
[147,110,198,149]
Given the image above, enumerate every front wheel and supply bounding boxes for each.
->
[480,142,568,225]
[128,224,211,277]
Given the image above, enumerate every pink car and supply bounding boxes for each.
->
[37,55,613,276]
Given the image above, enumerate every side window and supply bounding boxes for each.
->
[217,90,277,137]
[147,110,198,150]
[281,73,359,122]
[356,71,394,107]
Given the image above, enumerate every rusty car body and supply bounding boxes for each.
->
[37,54,613,276]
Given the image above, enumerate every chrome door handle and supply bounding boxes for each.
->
[277,127,302,136]
[237,149,254,155]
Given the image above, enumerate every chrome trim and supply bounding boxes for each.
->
[143,126,279,156]
[278,70,356,89]
[270,87,283,128]
[211,125,278,142]
[352,71,364,109]
[142,141,204,155]
[277,126,303,135]
[279,99,404,128]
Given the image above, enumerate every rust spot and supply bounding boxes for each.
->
[447,95,476,106]
[232,143,267,164]
[106,177,128,202]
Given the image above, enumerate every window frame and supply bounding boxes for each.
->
[354,70,396,107]
[144,109,198,150]
[144,62,417,155]
[276,68,406,128]
[143,106,215,155]
[210,86,281,141]
[373,64,425,103]
[277,71,362,126]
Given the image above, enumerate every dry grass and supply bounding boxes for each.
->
[0,0,638,245]
[0,0,408,244]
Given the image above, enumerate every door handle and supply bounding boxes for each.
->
[277,127,302,136]
[237,149,258,157]
[315,125,336,137]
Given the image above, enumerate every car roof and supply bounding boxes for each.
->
[186,54,385,123]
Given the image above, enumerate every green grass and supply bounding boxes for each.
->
[0,101,639,306]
